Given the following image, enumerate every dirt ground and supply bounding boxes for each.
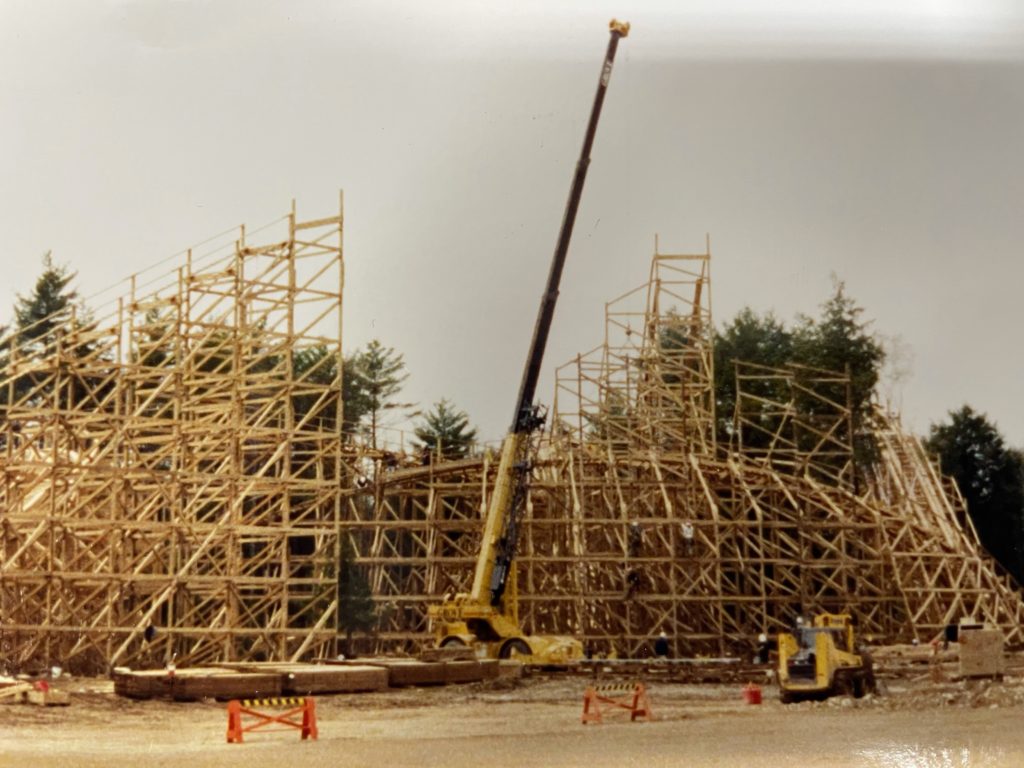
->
[4,672,1024,768]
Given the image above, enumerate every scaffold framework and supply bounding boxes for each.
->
[2,200,348,671]
[2,207,1022,673]
[361,243,1024,657]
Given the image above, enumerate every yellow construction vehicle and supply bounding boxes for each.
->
[427,421,583,663]
[427,19,630,664]
[777,613,875,703]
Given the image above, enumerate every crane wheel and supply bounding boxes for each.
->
[499,638,531,659]
[440,636,467,648]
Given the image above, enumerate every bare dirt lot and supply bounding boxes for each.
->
[4,672,1024,768]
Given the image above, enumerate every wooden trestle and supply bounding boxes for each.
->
[2,211,1022,672]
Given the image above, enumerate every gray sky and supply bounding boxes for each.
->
[3,1,1024,446]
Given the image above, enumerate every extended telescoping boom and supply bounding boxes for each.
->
[429,19,630,663]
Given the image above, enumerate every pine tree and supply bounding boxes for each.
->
[712,307,794,445]
[341,351,371,437]
[926,406,1024,582]
[14,253,80,351]
[292,344,339,431]
[6,253,92,405]
[336,536,377,657]
[792,279,885,471]
[413,399,478,460]
[792,279,885,426]
[348,339,411,449]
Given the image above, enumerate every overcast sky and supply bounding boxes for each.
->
[2,1,1023,446]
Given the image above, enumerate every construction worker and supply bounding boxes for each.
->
[681,521,695,557]
[654,631,670,658]
[756,633,771,664]
[625,567,642,599]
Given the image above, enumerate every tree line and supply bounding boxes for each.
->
[0,255,482,654]
[0,255,480,460]
[710,279,1024,585]
[6,255,1024,591]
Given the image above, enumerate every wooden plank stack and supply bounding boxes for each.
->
[111,658,504,700]
[0,678,71,706]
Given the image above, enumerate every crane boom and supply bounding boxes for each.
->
[431,19,629,662]
[483,18,629,609]
[512,19,630,435]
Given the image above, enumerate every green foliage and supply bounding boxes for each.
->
[336,535,377,655]
[583,388,633,449]
[14,253,79,351]
[346,339,411,449]
[712,280,884,474]
[292,344,340,431]
[3,253,94,407]
[712,308,793,443]
[341,352,370,437]
[791,279,885,426]
[926,406,1024,582]
[657,309,699,386]
[413,398,478,459]
[289,345,379,439]
[137,307,173,368]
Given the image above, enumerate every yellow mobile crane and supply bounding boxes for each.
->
[428,19,630,663]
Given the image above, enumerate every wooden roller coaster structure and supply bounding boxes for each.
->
[2,200,1022,672]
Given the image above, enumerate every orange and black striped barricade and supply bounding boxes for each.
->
[226,696,318,743]
[581,682,653,724]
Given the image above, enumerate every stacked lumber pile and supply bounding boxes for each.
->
[0,677,34,703]
[324,656,501,687]
[871,643,959,680]
[220,663,389,694]
[0,676,70,706]
[112,667,283,701]
[111,657,506,700]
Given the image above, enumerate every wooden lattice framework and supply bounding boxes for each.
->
[3,216,1023,672]
[1,200,349,672]
[362,243,1024,656]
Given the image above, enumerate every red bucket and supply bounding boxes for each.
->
[742,683,762,705]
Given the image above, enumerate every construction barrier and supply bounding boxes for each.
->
[226,696,318,743]
[581,682,653,724]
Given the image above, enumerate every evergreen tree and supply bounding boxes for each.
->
[348,339,411,449]
[341,351,371,437]
[583,388,633,452]
[926,406,1024,582]
[292,344,339,431]
[709,281,885,478]
[290,345,378,436]
[336,535,376,657]
[136,307,174,368]
[413,398,478,460]
[14,252,79,352]
[5,253,94,406]
[712,307,794,445]
[792,279,885,426]
[792,280,885,470]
